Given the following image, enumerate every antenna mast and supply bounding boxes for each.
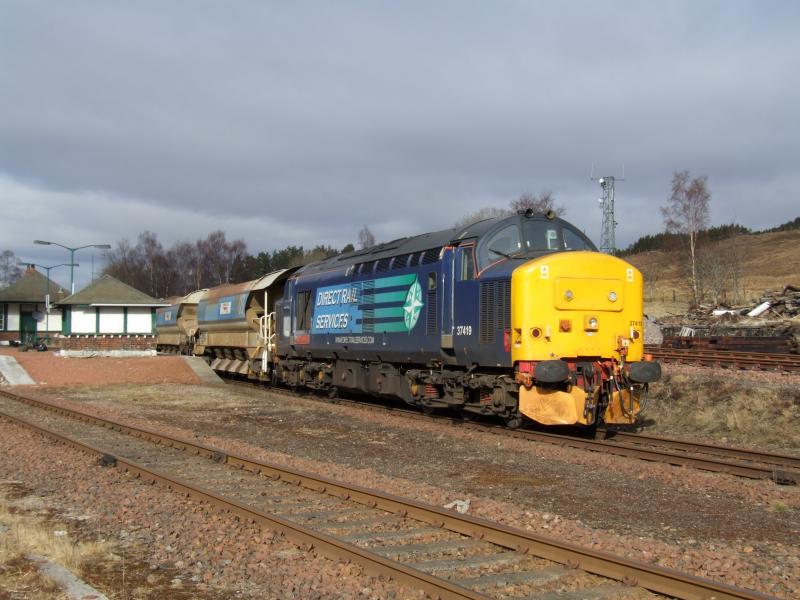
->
[591,170,623,255]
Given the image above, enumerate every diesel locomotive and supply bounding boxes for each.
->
[157,210,660,427]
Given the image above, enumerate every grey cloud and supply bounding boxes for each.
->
[1,0,798,270]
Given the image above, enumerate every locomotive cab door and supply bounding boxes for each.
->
[452,244,478,362]
[439,247,455,350]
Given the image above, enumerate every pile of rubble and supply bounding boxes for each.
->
[654,285,800,352]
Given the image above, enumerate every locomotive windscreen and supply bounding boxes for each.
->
[522,220,597,252]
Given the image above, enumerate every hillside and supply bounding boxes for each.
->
[625,229,800,317]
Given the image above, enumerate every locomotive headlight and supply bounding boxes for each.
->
[564,289,574,301]
[584,315,599,331]
[608,291,617,302]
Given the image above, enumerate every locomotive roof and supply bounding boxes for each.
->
[295,212,571,276]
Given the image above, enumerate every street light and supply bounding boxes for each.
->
[17,261,78,343]
[33,240,111,294]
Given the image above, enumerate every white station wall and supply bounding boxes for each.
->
[0,304,61,332]
[42,305,62,332]
[99,307,125,333]
[6,304,20,330]
[31,303,63,333]
[71,307,97,333]
[127,308,153,333]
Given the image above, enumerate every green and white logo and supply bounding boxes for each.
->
[403,280,424,330]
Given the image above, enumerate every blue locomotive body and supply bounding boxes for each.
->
[276,228,519,372]
[272,212,614,422]
[155,210,659,426]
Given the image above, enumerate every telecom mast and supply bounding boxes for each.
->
[593,174,620,255]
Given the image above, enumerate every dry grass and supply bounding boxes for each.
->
[643,374,800,449]
[628,229,800,315]
[0,487,116,596]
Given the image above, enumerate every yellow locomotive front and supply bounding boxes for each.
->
[511,251,660,426]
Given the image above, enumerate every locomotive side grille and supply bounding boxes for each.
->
[426,287,437,334]
[393,254,411,269]
[479,279,511,344]
[479,281,493,343]
[421,247,441,264]
[375,257,392,273]
[501,280,511,331]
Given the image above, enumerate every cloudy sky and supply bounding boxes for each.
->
[2,1,798,289]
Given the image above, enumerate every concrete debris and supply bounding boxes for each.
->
[654,285,800,352]
[443,498,471,514]
[747,301,771,317]
[29,553,110,600]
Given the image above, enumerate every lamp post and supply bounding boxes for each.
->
[33,240,111,294]
[17,261,78,342]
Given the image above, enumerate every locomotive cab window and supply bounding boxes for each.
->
[523,220,560,252]
[479,224,521,268]
[562,227,594,250]
[459,248,475,281]
[294,290,313,331]
[282,303,291,337]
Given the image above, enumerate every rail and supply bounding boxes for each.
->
[645,346,800,372]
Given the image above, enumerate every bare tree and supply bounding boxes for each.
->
[0,250,23,287]
[104,239,144,290]
[166,242,199,295]
[661,171,711,304]
[201,230,247,286]
[358,225,376,249]
[453,206,511,229]
[454,191,565,230]
[510,191,565,216]
[104,230,248,297]
[138,231,175,298]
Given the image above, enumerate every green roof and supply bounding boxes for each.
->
[0,269,68,302]
[58,274,164,306]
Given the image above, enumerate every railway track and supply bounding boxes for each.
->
[593,429,800,485]
[644,346,800,372]
[223,379,800,485]
[0,388,775,600]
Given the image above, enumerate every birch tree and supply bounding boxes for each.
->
[661,171,711,304]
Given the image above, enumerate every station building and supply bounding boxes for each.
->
[56,275,168,352]
[0,265,68,344]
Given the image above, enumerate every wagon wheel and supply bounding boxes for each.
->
[327,386,339,402]
[457,407,473,422]
[504,412,523,429]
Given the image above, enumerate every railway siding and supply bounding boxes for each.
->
[645,346,800,372]
[236,380,800,485]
